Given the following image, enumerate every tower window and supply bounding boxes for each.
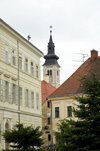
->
[50,70,52,75]
[47,70,49,75]
[57,70,59,76]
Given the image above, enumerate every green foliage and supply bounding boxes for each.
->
[55,73,100,151]
[3,123,44,149]
[3,149,44,151]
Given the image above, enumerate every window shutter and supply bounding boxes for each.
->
[29,90,31,108]
[9,53,12,64]
[0,79,3,102]
[28,64,30,74]
[3,80,5,102]
[9,83,12,103]
[22,61,24,71]
[16,86,18,105]
[25,88,26,107]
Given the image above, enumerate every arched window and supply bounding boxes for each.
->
[47,70,49,75]
[50,70,52,75]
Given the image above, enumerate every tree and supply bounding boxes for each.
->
[55,73,100,151]
[3,123,44,149]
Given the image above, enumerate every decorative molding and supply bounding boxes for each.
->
[0,71,3,75]
[11,77,18,81]
[4,73,11,78]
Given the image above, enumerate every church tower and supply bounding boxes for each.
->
[43,26,60,88]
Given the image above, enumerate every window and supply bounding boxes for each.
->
[67,106,72,117]
[36,93,39,110]
[19,87,22,106]
[26,89,29,107]
[0,124,1,142]
[12,84,16,104]
[12,49,16,66]
[5,81,9,102]
[25,58,28,73]
[57,70,59,76]
[47,101,50,108]
[50,70,52,75]
[55,107,59,118]
[0,79,3,101]
[5,45,9,62]
[47,70,49,75]
[31,91,34,108]
[36,65,38,78]
[48,118,50,124]
[19,54,22,69]
[31,62,34,76]
[48,134,51,141]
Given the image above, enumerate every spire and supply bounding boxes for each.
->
[48,26,55,54]
[43,26,60,66]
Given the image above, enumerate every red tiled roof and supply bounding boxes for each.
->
[41,80,57,104]
[49,50,100,98]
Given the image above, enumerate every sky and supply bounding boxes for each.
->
[1,0,100,84]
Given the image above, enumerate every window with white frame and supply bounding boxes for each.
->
[55,107,59,118]
[31,62,34,76]
[12,49,16,66]
[5,45,9,62]
[12,84,16,104]
[26,89,29,107]
[31,91,34,108]
[0,79,3,101]
[36,65,38,78]
[19,87,22,106]
[19,54,22,70]
[25,58,28,73]
[5,81,9,102]
[67,106,72,117]
[36,93,39,110]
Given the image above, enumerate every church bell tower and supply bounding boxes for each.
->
[43,26,60,88]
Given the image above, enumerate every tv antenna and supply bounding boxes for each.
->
[73,53,88,63]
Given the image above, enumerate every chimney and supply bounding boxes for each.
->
[91,49,98,60]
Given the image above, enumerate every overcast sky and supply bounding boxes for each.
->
[1,0,100,84]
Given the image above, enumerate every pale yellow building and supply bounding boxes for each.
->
[47,50,100,144]
[41,80,56,146]
[0,19,43,150]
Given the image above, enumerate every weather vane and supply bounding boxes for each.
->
[50,25,52,35]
